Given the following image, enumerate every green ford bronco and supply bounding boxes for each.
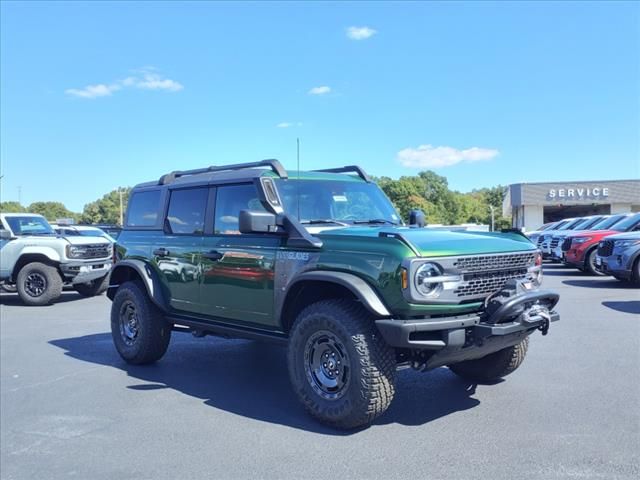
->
[108,160,559,429]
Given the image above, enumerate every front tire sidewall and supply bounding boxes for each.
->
[586,249,606,276]
[110,282,171,364]
[16,262,63,306]
[288,301,395,429]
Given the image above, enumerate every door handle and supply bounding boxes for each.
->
[202,250,224,261]
[153,248,170,257]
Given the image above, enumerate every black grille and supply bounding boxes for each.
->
[452,252,536,273]
[454,269,528,298]
[561,237,572,251]
[536,236,544,246]
[78,244,111,259]
[598,240,614,257]
[550,237,561,249]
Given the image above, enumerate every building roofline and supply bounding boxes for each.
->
[510,179,639,187]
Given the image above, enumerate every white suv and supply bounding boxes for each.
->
[0,213,113,305]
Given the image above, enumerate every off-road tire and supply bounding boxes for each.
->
[449,337,529,383]
[110,281,171,365]
[74,274,110,297]
[586,248,606,276]
[16,262,63,306]
[287,299,396,429]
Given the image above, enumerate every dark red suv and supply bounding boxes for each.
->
[562,213,640,274]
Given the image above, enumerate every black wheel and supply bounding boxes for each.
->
[16,262,63,306]
[1,284,17,293]
[287,299,396,429]
[632,258,640,286]
[585,248,606,276]
[110,281,171,364]
[74,274,110,297]
[449,337,529,383]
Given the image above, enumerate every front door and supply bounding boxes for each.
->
[199,183,280,327]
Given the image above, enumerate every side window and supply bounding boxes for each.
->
[166,188,208,235]
[127,190,161,227]
[214,184,266,234]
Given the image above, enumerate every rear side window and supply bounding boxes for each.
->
[166,188,208,235]
[127,190,161,227]
[214,184,266,234]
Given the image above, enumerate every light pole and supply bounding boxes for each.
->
[489,205,495,232]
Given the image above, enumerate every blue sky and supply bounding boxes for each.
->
[1,1,638,212]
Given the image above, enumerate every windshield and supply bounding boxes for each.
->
[576,216,603,230]
[275,179,401,225]
[563,218,585,230]
[590,214,627,230]
[550,220,570,230]
[5,216,55,235]
[611,213,640,232]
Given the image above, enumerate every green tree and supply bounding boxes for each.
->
[81,187,131,225]
[27,201,77,221]
[0,201,26,213]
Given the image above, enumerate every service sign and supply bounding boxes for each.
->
[547,186,609,200]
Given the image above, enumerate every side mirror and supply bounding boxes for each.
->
[409,209,426,228]
[0,230,12,240]
[239,210,283,234]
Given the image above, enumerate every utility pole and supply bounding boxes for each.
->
[489,205,495,232]
[18,186,22,206]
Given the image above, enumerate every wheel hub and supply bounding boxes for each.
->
[119,301,139,346]
[24,273,47,297]
[304,331,350,400]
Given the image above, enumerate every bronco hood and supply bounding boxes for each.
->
[316,226,535,257]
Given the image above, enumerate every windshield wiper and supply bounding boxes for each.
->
[300,219,349,226]
[353,219,399,226]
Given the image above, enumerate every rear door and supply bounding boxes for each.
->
[156,187,209,314]
[199,183,280,326]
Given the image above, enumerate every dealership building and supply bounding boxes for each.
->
[503,179,640,231]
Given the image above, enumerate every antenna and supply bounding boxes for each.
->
[296,138,301,221]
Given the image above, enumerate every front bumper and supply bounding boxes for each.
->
[375,289,560,369]
[595,255,632,279]
[61,260,112,284]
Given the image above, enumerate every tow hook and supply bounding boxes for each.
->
[524,304,551,336]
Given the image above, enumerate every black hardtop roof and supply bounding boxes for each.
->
[131,160,370,191]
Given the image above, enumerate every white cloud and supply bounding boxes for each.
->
[276,122,303,128]
[396,144,499,168]
[125,72,183,92]
[346,26,377,40]
[66,68,183,99]
[65,83,121,99]
[308,86,331,95]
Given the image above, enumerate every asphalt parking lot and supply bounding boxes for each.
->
[1,265,639,480]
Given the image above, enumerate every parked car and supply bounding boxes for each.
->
[533,219,575,250]
[548,215,607,261]
[107,159,559,429]
[562,213,640,275]
[595,232,640,284]
[527,221,563,244]
[52,224,117,243]
[0,213,112,305]
[539,217,586,259]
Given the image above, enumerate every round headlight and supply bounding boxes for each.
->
[414,262,443,297]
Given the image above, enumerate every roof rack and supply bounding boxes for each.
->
[158,159,288,185]
[312,165,371,182]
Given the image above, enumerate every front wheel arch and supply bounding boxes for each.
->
[107,261,169,312]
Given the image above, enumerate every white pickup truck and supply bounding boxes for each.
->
[0,213,113,305]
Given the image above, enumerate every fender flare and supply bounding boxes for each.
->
[19,246,62,263]
[107,259,169,312]
[281,270,391,319]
